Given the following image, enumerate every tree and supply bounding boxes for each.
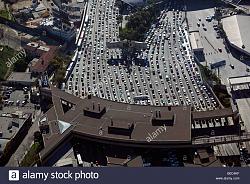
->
[13,59,28,72]
[50,55,71,87]
[119,0,162,41]
[34,131,44,148]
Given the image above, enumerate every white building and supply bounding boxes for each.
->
[222,15,250,57]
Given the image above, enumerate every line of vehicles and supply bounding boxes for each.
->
[65,0,217,111]
[142,3,217,110]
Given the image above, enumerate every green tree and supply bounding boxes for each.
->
[119,0,162,41]
[13,58,28,72]
[50,55,71,87]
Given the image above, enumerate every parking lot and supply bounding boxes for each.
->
[186,1,250,86]
[65,0,219,112]
[1,86,36,115]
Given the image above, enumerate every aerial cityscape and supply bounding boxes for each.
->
[0,0,250,168]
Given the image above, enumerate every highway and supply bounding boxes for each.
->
[65,0,218,114]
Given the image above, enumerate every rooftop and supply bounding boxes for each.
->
[7,72,36,83]
[0,113,31,155]
[0,117,25,139]
[39,86,238,163]
[40,86,193,161]
[222,15,250,55]
[214,143,240,157]
[30,46,57,73]
[106,155,143,167]
[229,75,250,86]
[189,31,203,50]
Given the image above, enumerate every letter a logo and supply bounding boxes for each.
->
[9,170,19,181]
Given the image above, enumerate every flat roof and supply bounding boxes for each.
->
[7,72,36,83]
[197,149,209,160]
[126,156,143,167]
[189,31,203,50]
[229,75,250,86]
[222,15,250,55]
[40,86,192,161]
[0,114,31,154]
[107,155,143,167]
[40,86,238,162]
[0,116,26,139]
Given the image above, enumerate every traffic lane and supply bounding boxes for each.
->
[69,1,215,109]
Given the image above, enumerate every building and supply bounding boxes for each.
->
[38,85,240,166]
[222,15,250,57]
[51,0,85,27]
[24,42,58,76]
[189,31,203,53]
[0,113,32,166]
[189,31,204,61]
[6,72,37,87]
[40,17,76,42]
[29,46,57,76]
